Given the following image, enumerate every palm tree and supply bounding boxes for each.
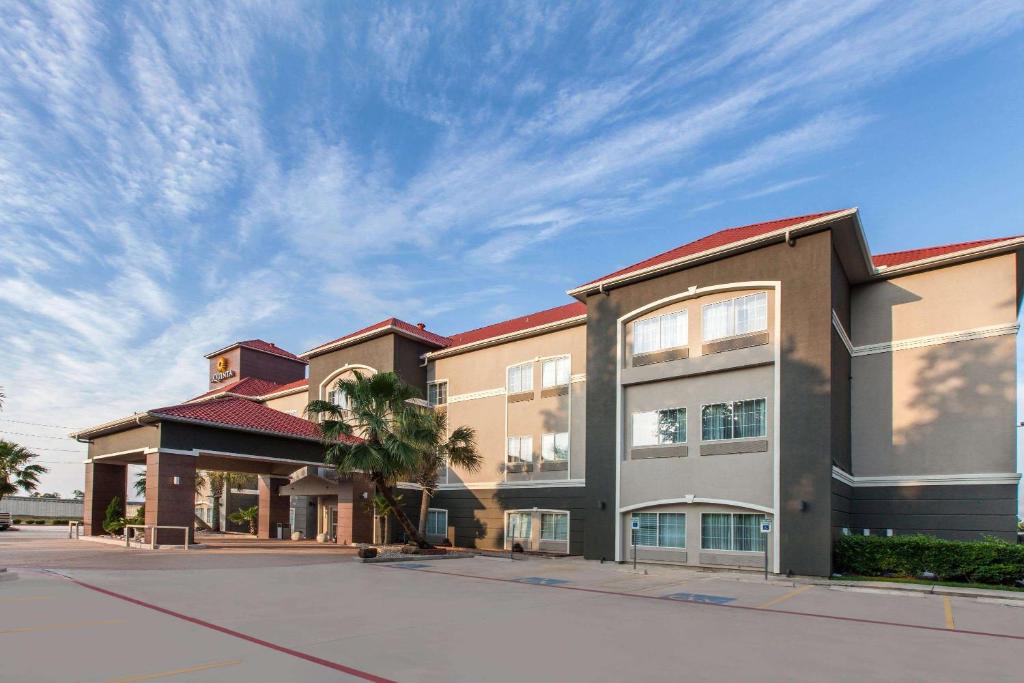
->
[306,371,434,547]
[133,469,208,498]
[228,505,258,535]
[0,440,48,502]
[413,411,480,539]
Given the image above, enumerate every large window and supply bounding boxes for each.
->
[630,512,686,549]
[541,512,568,541]
[507,362,533,394]
[507,436,533,464]
[631,408,686,446]
[701,399,766,441]
[701,513,766,552]
[541,432,569,461]
[508,512,532,539]
[327,385,351,410]
[426,509,447,537]
[702,292,768,342]
[542,356,570,388]
[427,381,448,406]
[633,310,688,355]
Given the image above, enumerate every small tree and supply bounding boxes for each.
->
[206,471,251,532]
[102,496,125,536]
[413,411,481,539]
[72,489,84,499]
[0,440,48,502]
[229,505,259,535]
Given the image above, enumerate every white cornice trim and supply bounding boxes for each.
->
[433,478,586,491]
[852,323,1019,357]
[448,387,506,404]
[570,373,586,384]
[831,310,854,355]
[258,385,310,401]
[425,315,587,360]
[70,413,156,439]
[873,238,1024,278]
[832,467,1021,487]
[619,497,774,515]
[567,209,856,297]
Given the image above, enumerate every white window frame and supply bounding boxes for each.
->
[426,508,448,537]
[700,398,767,442]
[541,355,571,388]
[629,512,686,549]
[506,511,533,540]
[541,431,570,461]
[700,512,766,552]
[507,362,534,394]
[540,511,569,541]
[632,309,689,355]
[506,435,534,464]
[701,292,768,343]
[630,407,686,447]
[427,380,448,406]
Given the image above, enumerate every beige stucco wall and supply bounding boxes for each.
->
[262,391,309,416]
[430,324,586,486]
[849,256,1019,477]
[620,363,774,510]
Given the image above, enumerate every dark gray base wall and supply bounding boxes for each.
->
[430,486,589,555]
[832,481,1018,542]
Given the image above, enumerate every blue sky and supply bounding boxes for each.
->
[1,1,1023,495]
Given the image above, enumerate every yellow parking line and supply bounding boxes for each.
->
[0,595,56,603]
[757,584,814,609]
[943,597,955,630]
[0,618,126,635]
[105,659,242,683]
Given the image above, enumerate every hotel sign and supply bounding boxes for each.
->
[211,356,236,383]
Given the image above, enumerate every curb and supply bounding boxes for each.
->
[362,552,476,564]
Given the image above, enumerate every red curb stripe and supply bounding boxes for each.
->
[47,571,395,683]
[386,565,1024,642]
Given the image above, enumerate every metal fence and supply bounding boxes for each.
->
[0,496,83,519]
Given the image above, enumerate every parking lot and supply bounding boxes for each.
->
[2,527,1022,682]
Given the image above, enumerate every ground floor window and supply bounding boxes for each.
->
[540,512,568,541]
[426,508,447,537]
[701,513,765,551]
[630,512,685,548]
[507,511,532,539]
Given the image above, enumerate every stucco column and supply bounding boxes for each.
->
[257,475,290,539]
[83,461,126,536]
[144,452,196,545]
[350,474,375,544]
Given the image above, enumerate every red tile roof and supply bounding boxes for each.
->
[205,339,306,363]
[263,378,309,395]
[575,210,849,290]
[446,302,587,349]
[303,318,450,357]
[190,377,286,402]
[872,237,1022,268]
[150,396,354,443]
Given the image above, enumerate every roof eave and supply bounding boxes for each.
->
[870,238,1024,280]
[566,208,858,299]
[425,314,587,360]
[300,326,447,360]
[70,413,158,441]
[151,412,324,444]
[204,343,308,365]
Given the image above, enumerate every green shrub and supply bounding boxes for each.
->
[13,519,23,524]
[51,519,68,525]
[834,534,1024,585]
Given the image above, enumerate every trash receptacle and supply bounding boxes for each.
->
[276,523,290,540]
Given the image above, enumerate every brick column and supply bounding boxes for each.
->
[258,475,290,539]
[144,452,196,545]
[83,462,127,536]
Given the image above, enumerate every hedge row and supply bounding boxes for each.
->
[834,534,1024,585]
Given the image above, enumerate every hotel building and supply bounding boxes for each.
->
[74,208,1023,576]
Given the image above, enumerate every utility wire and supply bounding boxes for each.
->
[0,430,76,441]
[0,417,80,430]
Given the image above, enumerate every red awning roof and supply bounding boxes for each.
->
[150,396,355,443]
[575,210,848,291]
[872,237,1022,268]
[446,302,586,349]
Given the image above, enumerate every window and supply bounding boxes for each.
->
[701,513,765,552]
[702,292,768,342]
[629,512,686,548]
[542,356,570,387]
[540,512,568,541]
[426,509,447,537]
[427,380,448,406]
[327,384,351,410]
[633,310,688,355]
[541,432,569,461]
[507,362,533,394]
[701,399,766,441]
[508,512,532,539]
[506,436,533,463]
[631,408,686,446]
